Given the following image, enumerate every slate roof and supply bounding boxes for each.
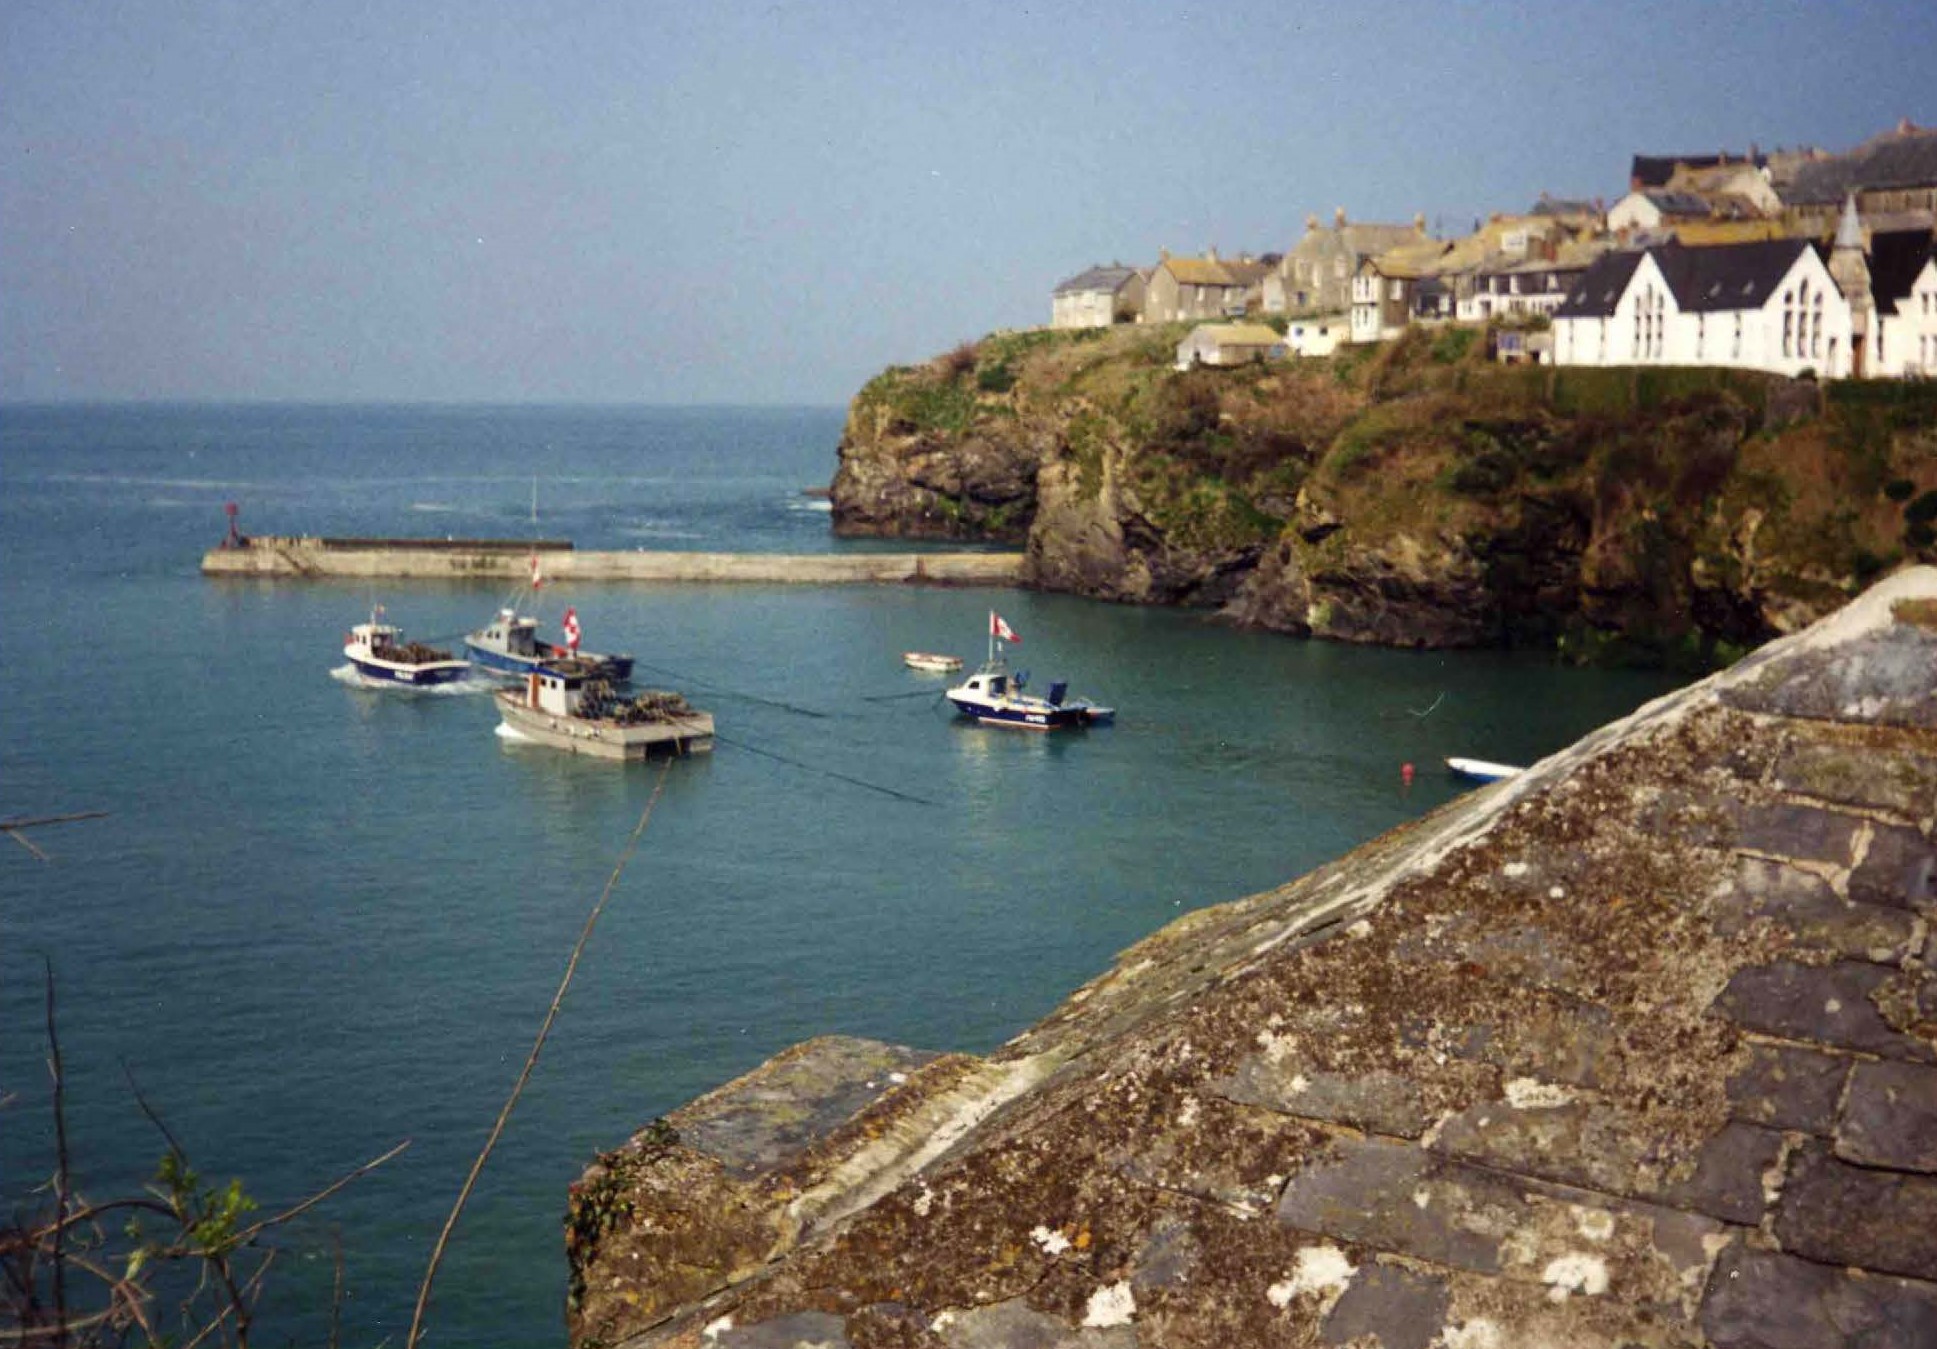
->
[1655,238,1814,313]
[1554,249,1646,318]
[1788,129,1937,205]
[1052,265,1140,297]
[1647,190,1715,218]
[1870,228,1937,314]
[1555,240,1816,319]
[1631,150,1763,188]
[1186,322,1282,347]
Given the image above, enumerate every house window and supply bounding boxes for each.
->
[1389,279,1402,300]
[1696,314,1705,360]
[1812,294,1823,358]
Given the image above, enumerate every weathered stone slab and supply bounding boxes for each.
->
[1772,740,1937,817]
[712,1311,850,1348]
[1837,1060,1937,1173]
[1700,1244,1937,1349]
[674,1036,943,1178]
[1276,1135,1505,1273]
[1713,961,1937,1062]
[1775,1142,1937,1280]
[1425,998,1619,1089]
[1273,1132,1721,1300]
[1430,1098,1778,1225]
[1729,801,1861,865]
[1720,612,1937,730]
[1128,1214,1197,1291]
[1712,856,1920,962]
[933,1299,1135,1349]
[1320,1260,1450,1349]
[1851,823,1937,912]
[1213,1061,1437,1137]
[1726,1040,1849,1134]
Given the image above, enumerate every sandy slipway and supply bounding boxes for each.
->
[567,568,1937,1349]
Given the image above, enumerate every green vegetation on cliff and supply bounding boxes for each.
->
[831,323,1937,666]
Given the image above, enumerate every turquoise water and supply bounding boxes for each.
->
[0,405,1685,1345]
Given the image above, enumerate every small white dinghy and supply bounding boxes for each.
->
[1446,757,1524,783]
[903,651,963,673]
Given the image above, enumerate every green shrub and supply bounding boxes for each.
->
[1430,327,1478,365]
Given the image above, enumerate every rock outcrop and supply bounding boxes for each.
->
[829,327,1937,664]
[568,569,1937,1349]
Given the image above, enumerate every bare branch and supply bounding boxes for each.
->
[43,960,69,1349]
[231,1141,409,1246]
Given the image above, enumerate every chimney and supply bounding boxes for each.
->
[1159,247,1170,260]
[1900,116,1917,135]
[1334,206,1347,228]
[1414,212,1427,233]
[1206,246,1219,263]
[1305,213,1320,232]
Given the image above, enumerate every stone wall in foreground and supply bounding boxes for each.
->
[568,568,1937,1349]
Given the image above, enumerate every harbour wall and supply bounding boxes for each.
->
[200,536,1023,585]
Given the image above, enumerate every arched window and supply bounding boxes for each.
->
[1811,293,1824,358]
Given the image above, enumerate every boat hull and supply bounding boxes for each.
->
[495,692,713,760]
[345,653,470,686]
[945,693,1091,731]
[464,640,633,683]
[1446,756,1523,783]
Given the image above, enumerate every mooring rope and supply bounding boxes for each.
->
[711,730,937,807]
[406,757,674,1349]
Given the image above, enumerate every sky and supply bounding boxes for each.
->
[3,1,1933,406]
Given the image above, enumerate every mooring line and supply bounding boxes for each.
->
[407,757,674,1349]
[629,659,832,718]
[711,731,938,807]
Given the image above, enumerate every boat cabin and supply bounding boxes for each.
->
[347,621,402,658]
[520,667,588,717]
[477,609,541,657]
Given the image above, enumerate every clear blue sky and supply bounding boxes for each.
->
[3,0,1932,405]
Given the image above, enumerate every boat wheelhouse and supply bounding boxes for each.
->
[465,607,634,683]
[943,611,1113,731]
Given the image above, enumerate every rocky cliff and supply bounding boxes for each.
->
[567,568,1937,1349]
[831,326,1937,666]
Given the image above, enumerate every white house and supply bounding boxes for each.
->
[1869,229,1937,377]
[1552,238,1857,378]
[1282,316,1344,357]
[1174,323,1286,369]
[1606,189,1713,235]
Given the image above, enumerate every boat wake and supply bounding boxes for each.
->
[330,664,494,696]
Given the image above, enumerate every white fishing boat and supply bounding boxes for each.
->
[902,651,963,673]
[944,612,1114,731]
[496,660,713,761]
[1446,756,1523,783]
[342,607,470,686]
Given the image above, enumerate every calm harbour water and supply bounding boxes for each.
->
[0,405,1685,1345]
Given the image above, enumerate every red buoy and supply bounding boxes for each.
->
[1401,761,1416,786]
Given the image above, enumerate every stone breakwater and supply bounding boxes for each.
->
[199,536,1023,585]
[568,567,1937,1349]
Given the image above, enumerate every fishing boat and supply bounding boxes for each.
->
[343,608,470,686]
[1446,756,1523,783]
[944,612,1114,730]
[495,660,713,760]
[902,651,963,673]
[464,557,634,682]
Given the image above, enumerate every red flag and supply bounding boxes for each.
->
[562,607,581,652]
[991,612,1020,644]
[529,553,546,590]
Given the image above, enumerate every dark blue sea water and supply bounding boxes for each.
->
[0,405,1684,1345]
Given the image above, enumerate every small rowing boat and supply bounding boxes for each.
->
[902,651,963,673]
[1446,757,1523,783]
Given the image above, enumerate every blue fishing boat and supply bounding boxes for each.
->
[945,612,1114,731]
[464,556,634,682]
[342,608,470,686]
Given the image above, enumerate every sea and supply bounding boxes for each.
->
[0,404,1685,1346]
